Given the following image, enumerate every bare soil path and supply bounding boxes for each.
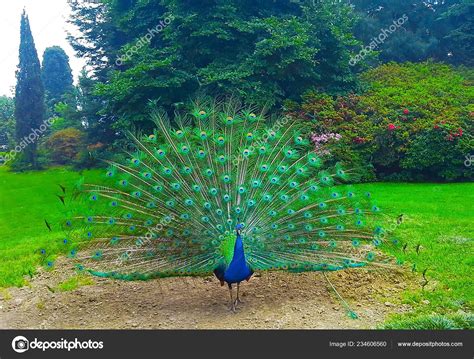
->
[0,266,416,329]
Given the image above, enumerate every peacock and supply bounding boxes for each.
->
[51,100,400,314]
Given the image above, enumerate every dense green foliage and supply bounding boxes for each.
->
[41,46,74,113]
[68,0,360,134]
[287,62,474,181]
[0,96,14,149]
[44,128,85,165]
[14,11,46,169]
[56,1,474,182]
[352,0,474,66]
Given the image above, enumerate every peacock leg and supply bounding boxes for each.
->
[228,283,236,312]
[236,282,243,304]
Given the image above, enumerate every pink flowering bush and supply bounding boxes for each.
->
[310,132,342,156]
[285,62,473,181]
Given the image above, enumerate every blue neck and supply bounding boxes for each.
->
[234,233,244,255]
[223,233,252,283]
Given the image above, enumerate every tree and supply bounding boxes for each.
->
[14,10,46,168]
[41,46,74,112]
[0,96,15,150]
[438,0,474,66]
[351,0,473,65]
[68,0,361,135]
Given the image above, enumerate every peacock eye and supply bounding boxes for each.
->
[199,110,206,115]
[249,113,256,118]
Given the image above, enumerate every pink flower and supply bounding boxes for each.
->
[388,123,397,131]
[403,109,410,115]
[310,132,341,156]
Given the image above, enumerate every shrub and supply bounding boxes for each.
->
[45,128,85,165]
[286,62,474,182]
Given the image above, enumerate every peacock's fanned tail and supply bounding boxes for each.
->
[56,100,399,280]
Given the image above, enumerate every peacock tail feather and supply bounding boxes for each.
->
[54,100,399,281]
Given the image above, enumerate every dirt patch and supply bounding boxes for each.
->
[0,266,416,329]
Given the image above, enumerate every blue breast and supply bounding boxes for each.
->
[223,234,253,284]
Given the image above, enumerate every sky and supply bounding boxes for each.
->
[0,0,85,97]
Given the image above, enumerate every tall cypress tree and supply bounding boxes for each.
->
[42,46,74,112]
[15,10,45,168]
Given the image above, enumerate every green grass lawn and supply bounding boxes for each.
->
[0,167,472,327]
[0,166,101,287]
[355,182,473,328]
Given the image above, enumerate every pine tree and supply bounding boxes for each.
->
[14,10,45,168]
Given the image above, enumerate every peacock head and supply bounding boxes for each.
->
[235,222,244,235]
